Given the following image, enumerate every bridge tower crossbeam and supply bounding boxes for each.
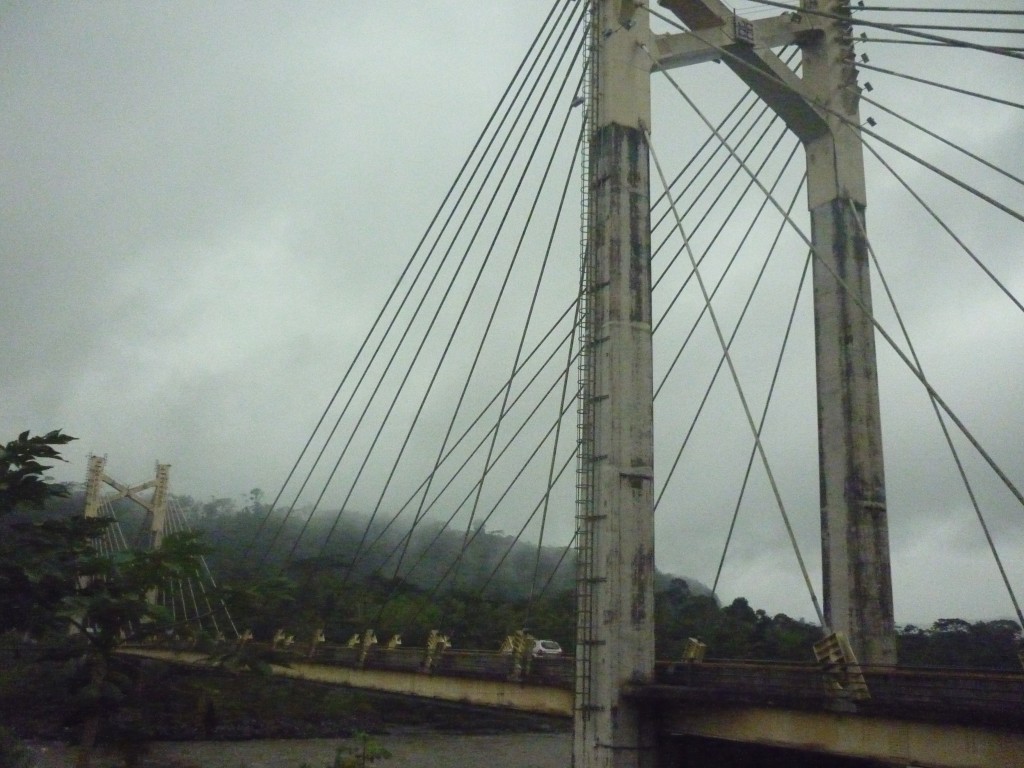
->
[83,454,172,552]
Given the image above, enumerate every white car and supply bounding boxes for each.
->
[532,639,563,657]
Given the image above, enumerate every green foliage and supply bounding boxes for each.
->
[898,618,1022,670]
[176,502,1024,668]
[10,436,1013,673]
[0,430,210,644]
[653,580,1022,667]
[0,429,75,515]
[654,580,822,662]
[0,514,110,635]
[219,575,297,625]
[59,528,210,767]
[0,430,211,767]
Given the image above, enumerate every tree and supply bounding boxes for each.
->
[0,430,99,634]
[897,618,1021,670]
[0,429,75,514]
[0,430,207,767]
[244,487,266,516]
[65,531,208,767]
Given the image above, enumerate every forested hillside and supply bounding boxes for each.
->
[21,486,1023,668]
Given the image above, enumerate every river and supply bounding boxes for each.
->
[26,732,571,768]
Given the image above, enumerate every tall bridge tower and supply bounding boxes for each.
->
[574,3,656,768]
[577,1,895,766]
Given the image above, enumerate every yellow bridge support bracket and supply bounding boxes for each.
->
[814,631,870,701]
[272,629,295,650]
[503,629,536,682]
[422,630,450,673]
[307,628,326,659]
[358,629,378,667]
[681,638,707,663]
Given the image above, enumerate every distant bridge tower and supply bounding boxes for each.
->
[83,455,172,550]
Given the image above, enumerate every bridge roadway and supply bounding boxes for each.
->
[123,644,1024,767]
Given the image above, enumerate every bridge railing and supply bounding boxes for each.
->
[227,641,576,688]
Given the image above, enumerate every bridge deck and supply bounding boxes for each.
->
[650,659,1024,730]
[124,645,1024,766]
[121,645,574,717]
[640,660,1024,768]
[127,644,1023,724]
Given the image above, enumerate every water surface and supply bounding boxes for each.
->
[28,732,570,768]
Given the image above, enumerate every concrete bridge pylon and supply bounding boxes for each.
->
[576,1,897,765]
[574,2,656,767]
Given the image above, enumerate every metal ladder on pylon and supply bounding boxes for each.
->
[574,0,598,719]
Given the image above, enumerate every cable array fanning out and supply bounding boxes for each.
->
[228,0,1024,646]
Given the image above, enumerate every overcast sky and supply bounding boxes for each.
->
[3,1,1023,626]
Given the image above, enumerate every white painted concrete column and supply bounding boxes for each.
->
[801,0,896,665]
[148,463,170,550]
[575,2,657,767]
[83,455,106,519]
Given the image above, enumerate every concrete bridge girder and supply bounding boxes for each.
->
[659,707,1024,768]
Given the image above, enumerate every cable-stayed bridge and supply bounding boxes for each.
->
[100,1,1024,766]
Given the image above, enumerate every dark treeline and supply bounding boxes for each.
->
[29,487,1024,669]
